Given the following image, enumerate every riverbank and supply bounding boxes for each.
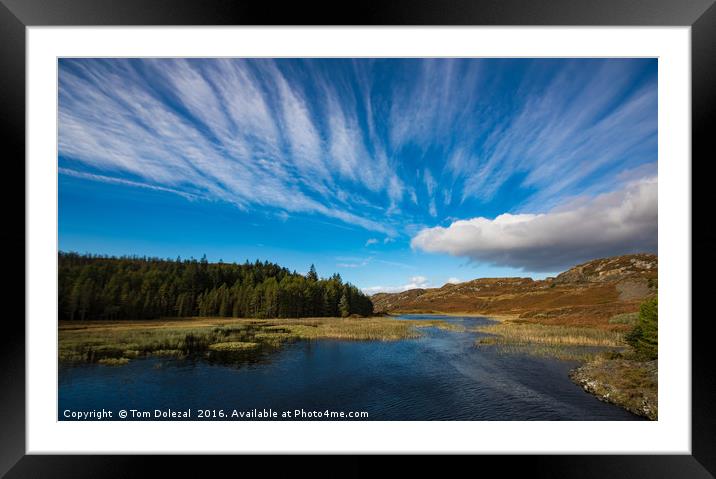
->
[386,310,518,321]
[474,321,625,360]
[59,314,656,420]
[473,318,657,419]
[570,357,658,420]
[59,313,637,421]
[59,316,461,365]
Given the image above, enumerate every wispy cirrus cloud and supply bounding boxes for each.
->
[336,256,414,270]
[59,167,202,201]
[59,59,400,236]
[59,58,657,269]
[453,60,658,209]
[362,275,430,295]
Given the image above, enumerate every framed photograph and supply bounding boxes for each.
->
[4,0,714,475]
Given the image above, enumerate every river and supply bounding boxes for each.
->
[58,315,640,420]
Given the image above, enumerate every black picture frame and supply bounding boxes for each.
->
[2,0,713,476]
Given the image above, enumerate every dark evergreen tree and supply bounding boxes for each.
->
[338,291,350,318]
[58,252,373,320]
[307,264,318,282]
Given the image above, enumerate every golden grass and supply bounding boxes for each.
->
[411,319,467,332]
[475,321,625,348]
[482,344,607,362]
[473,321,626,361]
[208,341,260,351]
[608,312,639,325]
[59,316,461,365]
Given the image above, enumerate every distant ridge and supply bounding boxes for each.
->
[371,254,657,328]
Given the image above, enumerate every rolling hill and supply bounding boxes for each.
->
[371,254,657,329]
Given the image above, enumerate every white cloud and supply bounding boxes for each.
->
[446,277,462,284]
[409,188,418,205]
[443,188,452,206]
[411,178,657,272]
[272,66,326,180]
[58,59,400,236]
[424,168,436,196]
[428,198,437,218]
[365,238,379,246]
[337,262,365,268]
[59,168,200,201]
[454,61,657,207]
[362,275,430,294]
[336,256,370,268]
[58,59,657,240]
[389,59,477,150]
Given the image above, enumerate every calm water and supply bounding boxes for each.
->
[58,315,640,420]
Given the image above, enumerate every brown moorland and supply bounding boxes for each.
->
[371,254,657,330]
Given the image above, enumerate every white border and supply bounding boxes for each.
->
[27,27,691,454]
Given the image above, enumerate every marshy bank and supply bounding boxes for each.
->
[58,314,651,421]
[474,321,626,361]
[59,316,463,365]
[473,316,658,420]
[59,314,639,421]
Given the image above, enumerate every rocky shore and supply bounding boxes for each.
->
[570,357,657,420]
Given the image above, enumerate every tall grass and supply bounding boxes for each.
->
[474,321,625,360]
[475,322,625,348]
[609,312,639,325]
[59,316,460,365]
[208,342,260,351]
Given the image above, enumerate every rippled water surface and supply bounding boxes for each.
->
[59,315,640,420]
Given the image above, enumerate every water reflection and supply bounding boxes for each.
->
[59,315,641,421]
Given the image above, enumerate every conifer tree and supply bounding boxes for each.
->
[58,252,374,321]
[307,264,318,282]
[339,292,350,318]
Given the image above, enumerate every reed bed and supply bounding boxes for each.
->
[473,321,626,361]
[59,316,460,365]
[475,322,625,348]
[207,341,260,351]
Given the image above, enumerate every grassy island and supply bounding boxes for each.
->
[59,316,460,365]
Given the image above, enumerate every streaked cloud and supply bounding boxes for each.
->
[59,58,657,272]
[59,59,399,236]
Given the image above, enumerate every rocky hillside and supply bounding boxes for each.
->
[553,254,657,284]
[371,254,657,329]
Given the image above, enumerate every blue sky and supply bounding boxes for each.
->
[58,58,658,293]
